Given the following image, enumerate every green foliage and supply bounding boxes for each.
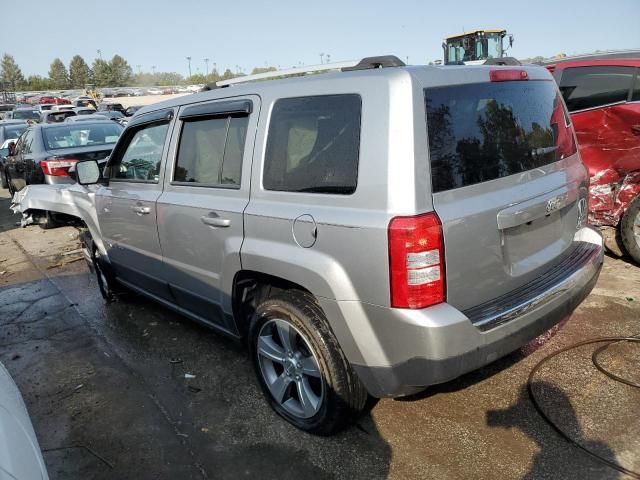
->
[48,58,69,89]
[251,66,277,75]
[109,54,133,86]
[69,55,90,88]
[0,54,25,90]
[25,75,51,91]
[91,59,111,87]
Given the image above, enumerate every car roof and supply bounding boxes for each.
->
[40,120,119,129]
[552,58,640,69]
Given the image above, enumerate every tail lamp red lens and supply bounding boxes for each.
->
[489,69,529,82]
[41,159,78,176]
[388,212,445,309]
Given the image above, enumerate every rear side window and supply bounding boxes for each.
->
[174,116,248,187]
[263,94,361,194]
[425,80,568,193]
[559,66,634,111]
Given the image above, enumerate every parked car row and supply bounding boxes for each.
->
[11,58,606,435]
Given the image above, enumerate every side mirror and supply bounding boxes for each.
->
[76,160,101,185]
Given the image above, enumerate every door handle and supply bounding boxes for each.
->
[201,213,231,227]
[131,205,151,215]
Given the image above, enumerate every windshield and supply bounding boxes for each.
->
[486,33,503,59]
[13,110,40,120]
[43,123,123,150]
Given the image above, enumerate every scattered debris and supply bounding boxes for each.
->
[169,358,183,364]
[176,433,189,438]
[74,384,84,391]
[187,386,202,393]
[0,271,6,275]
[46,256,84,269]
[11,354,20,361]
[200,427,209,433]
[62,248,83,256]
[626,297,634,302]
[184,373,196,379]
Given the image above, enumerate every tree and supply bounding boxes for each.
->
[0,54,25,90]
[251,66,277,75]
[69,55,90,88]
[221,69,235,80]
[92,59,111,87]
[48,58,69,89]
[109,54,132,86]
[25,75,51,91]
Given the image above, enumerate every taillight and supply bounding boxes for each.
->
[389,212,445,309]
[489,69,529,82]
[41,158,78,176]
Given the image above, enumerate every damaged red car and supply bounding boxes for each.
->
[551,59,640,262]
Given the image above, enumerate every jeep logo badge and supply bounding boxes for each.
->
[546,196,563,214]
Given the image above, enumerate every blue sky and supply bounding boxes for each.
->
[3,0,639,77]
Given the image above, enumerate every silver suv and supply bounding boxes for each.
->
[72,57,603,435]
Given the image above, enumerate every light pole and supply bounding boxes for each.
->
[326,54,331,64]
[151,65,156,74]
[319,53,324,64]
[97,49,102,60]
[186,56,192,78]
[136,64,141,75]
[213,62,217,76]
[204,58,210,77]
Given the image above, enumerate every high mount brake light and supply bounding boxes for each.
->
[490,69,529,82]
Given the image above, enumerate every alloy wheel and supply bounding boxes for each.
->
[256,318,324,419]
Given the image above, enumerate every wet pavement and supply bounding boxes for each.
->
[0,190,638,479]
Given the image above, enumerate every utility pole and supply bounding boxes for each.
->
[326,54,331,64]
[151,65,156,75]
[320,53,324,64]
[204,58,210,77]
[186,56,192,78]
[213,62,217,75]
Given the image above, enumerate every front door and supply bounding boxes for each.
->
[95,108,175,299]
[156,98,258,330]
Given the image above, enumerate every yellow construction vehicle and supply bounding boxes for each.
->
[443,29,514,65]
[84,83,99,100]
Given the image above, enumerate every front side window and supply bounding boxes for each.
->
[263,94,361,194]
[559,66,634,112]
[111,122,169,182]
[174,115,248,187]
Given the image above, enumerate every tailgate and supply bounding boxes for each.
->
[425,76,588,311]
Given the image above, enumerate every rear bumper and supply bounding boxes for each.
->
[322,227,604,398]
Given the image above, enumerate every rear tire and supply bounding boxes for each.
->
[91,246,123,302]
[620,195,640,264]
[249,290,368,435]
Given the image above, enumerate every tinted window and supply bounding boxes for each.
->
[559,66,634,111]
[426,81,569,193]
[633,69,640,102]
[12,110,39,120]
[111,122,169,182]
[43,123,122,150]
[174,116,248,187]
[4,125,27,139]
[263,95,361,194]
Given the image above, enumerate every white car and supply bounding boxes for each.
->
[147,88,163,95]
[0,361,49,479]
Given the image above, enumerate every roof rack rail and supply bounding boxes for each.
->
[216,54,406,87]
[341,55,406,71]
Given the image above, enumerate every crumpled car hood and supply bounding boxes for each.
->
[0,363,48,480]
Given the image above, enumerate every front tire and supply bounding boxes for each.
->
[620,195,640,264]
[249,291,368,435]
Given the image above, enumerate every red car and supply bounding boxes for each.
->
[38,96,71,105]
[550,58,640,262]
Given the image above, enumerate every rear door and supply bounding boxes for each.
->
[156,97,258,331]
[7,128,35,190]
[425,74,586,311]
[95,108,175,299]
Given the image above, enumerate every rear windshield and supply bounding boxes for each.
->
[12,110,40,120]
[43,123,123,150]
[425,80,565,193]
[4,125,27,138]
